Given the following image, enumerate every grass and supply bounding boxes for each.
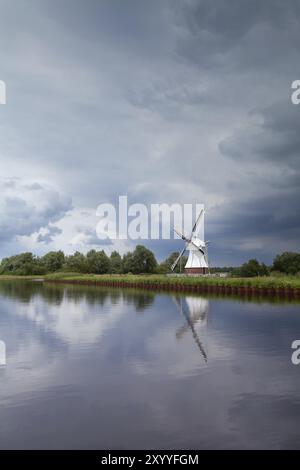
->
[0,272,299,290]
[0,275,43,280]
[42,273,300,290]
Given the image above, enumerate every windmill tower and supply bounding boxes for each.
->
[171,207,209,275]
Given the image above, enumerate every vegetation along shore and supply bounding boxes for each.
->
[0,247,300,298]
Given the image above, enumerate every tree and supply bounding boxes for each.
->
[122,251,135,274]
[273,252,300,275]
[64,251,88,273]
[86,250,110,274]
[130,245,157,274]
[110,251,123,274]
[235,258,269,277]
[41,251,65,272]
[0,252,45,275]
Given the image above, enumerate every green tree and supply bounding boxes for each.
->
[235,258,269,277]
[273,252,300,275]
[64,251,88,273]
[128,245,157,274]
[41,250,65,272]
[110,251,123,274]
[86,249,110,274]
[122,251,135,274]
[0,252,45,275]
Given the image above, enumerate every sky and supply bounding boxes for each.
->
[0,0,300,265]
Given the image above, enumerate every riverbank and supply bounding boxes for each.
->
[1,273,300,298]
[44,273,300,298]
[0,275,43,280]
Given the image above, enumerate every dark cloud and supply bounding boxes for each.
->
[177,0,300,70]
[220,102,300,167]
[0,1,300,263]
[214,99,300,263]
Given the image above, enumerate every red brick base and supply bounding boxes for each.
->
[184,267,209,275]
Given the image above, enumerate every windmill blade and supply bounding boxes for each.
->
[174,228,190,243]
[175,228,205,256]
[176,311,205,339]
[203,244,210,273]
[191,208,204,237]
[171,246,186,272]
[203,241,210,267]
[204,247,209,265]
[172,295,182,311]
[193,242,205,256]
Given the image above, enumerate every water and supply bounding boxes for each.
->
[0,281,299,449]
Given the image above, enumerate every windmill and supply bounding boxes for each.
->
[171,207,210,275]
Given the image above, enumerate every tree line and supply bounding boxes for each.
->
[0,246,185,276]
[213,252,300,277]
[0,247,299,277]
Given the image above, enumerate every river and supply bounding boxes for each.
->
[0,280,299,449]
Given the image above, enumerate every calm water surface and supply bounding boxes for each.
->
[0,281,299,449]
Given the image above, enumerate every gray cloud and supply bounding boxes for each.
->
[214,101,300,263]
[177,0,300,70]
[220,102,300,167]
[0,0,300,263]
[71,226,113,248]
[0,178,72,244]
[36,225,62,244]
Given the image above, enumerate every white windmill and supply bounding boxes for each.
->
[171,207,210,275]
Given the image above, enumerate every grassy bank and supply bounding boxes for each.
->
[1,273,300,295]
[42,272,300,291]
[0,275,43,280]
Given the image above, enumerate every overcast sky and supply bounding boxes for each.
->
[0,0,299,265]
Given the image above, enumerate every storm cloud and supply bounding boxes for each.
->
[0,0,299,264]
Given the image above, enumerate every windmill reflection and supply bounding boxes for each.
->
[173,296,209,363]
